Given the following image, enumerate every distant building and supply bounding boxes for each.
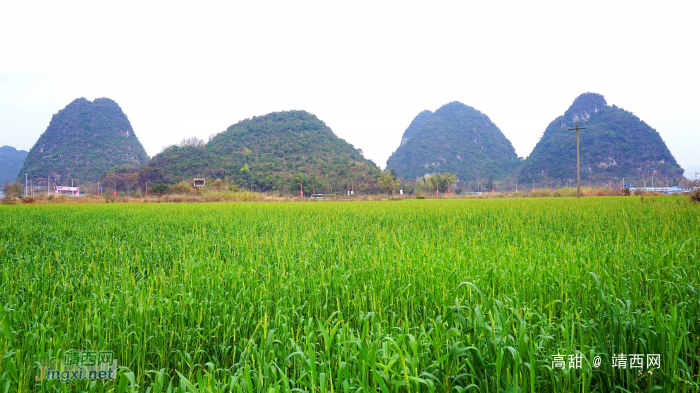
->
[0,191,4,199]
[55,186,81,197]
[193,178,206,187]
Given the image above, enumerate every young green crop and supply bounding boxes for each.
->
[0,197,698,392]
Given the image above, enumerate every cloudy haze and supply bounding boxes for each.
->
[1,0,698,174]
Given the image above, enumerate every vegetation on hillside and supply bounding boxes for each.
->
[399,110,433,146]
[386,102,520,184]
[146,110,382,194]
[519,93,684,185]
[0,146,28,185]
[17,98,149,185]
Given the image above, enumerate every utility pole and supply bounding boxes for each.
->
[569,124,586,199]
[25,174,28,197]
[642,165,653,192]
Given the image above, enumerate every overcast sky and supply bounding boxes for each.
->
[1,0,698,175]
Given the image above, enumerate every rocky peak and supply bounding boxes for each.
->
[564,93,607,123]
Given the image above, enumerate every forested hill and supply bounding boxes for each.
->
[400,110,432,146]
[146,110,381,193]
[519,93,684,184]
[0,146,28,184]
[17,98,149,184]
[386,101,520,182]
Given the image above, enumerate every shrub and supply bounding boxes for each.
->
[690,189,700,204]
[552,188,578,197]
[528,189,552,198]
[415,195,425,199]
[170,181,195,195]
[21,198,36,204]
[208,179,224,191]
[201,191,259,203]
[151,184,170,194]
[160,195,202,203]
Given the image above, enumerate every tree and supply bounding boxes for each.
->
[427,172,456,193]
[102,172,137,192]
[151,184,169,194]
[138,167,164,185]
[3,182,23,198]
[180,137,205,148]
[377,171,399,194]
[485,175,495,191]
[417,177,430,193]
[292,173,307,195]
[440,173,457,192]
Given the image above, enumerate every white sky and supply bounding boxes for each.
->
[1,0,698,174]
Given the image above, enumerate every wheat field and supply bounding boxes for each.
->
[0,197,698,392]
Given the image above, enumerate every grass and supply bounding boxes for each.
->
[0,196,698,392]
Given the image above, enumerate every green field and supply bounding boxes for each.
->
[1,197,699,392]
